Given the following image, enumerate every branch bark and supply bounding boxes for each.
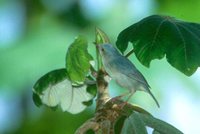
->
[75,69,132,134]
[96,69,110,111]
[75,118,99,134]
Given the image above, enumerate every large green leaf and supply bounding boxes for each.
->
[152,130,161,134]
[120,112,183,134]
[114,116,127,134]
[116,15,200,76]
[139,113,183,134]
[33,69,93,114]
[66,36,93,83]
[121,112,147,134]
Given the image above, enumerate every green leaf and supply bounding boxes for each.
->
[66,36,93,83]
[33,69,68,94]
[95,27,110,44]
[126,104,152,116]
[114,116,127,134]
[86,84,97,97]
[139,113,183,134]
[116,15,200,76]
[121,112,148,134]
[33,69,93,114]
[32,92,42,107]
[82,84,97,106]
[86,130,95,134]
[152,130,161,134]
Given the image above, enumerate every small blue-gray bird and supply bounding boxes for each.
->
[98,44,160,107]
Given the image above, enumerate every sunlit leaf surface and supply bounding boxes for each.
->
[120,111,183,134]
[121,112,147,134]
[139,113,183,134]
[33,69,93,114]
[66,36,93,83]
[116,15,200,76]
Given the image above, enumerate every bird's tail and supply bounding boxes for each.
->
[146,88,160,108]
[149,91,160,108]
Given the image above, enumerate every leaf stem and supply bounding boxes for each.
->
[125,49,134,57]
[90,65,98,78]
[96,44,101,70]
[75,118,99,134]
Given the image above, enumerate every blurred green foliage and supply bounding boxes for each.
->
[13,109,93,134]
[0,0,200,134]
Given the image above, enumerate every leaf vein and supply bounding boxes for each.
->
[170,21,189,68]
[177,23,200,42]
[150,19,167,47]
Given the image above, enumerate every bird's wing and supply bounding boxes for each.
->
[112,56,160,107]
[113,56,150,88]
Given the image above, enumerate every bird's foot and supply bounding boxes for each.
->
[118,101,128,110]
[110,95,123,103]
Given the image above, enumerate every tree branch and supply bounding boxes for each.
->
[75,69,141,134]
[75,118,99,134]
[95,69,111,111]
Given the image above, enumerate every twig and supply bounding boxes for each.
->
[125,49,134,57]
[90,65,97,78]
[94,43,102,70]
[75,118,99,134]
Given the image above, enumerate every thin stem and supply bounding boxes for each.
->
[95,44,102,70]
[125,49,134,57]
[90,65,98,78]
[96,47,100,70]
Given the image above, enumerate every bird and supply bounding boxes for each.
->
[97,44,160,107]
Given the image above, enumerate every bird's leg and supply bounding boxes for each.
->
[110,92,129,102]
[109,90,136,109]
[126,90,135,102]
[118,90,136,109]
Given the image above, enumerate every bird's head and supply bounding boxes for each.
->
[97,44,120,59]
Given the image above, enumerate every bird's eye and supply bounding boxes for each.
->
[101,48,104,52]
